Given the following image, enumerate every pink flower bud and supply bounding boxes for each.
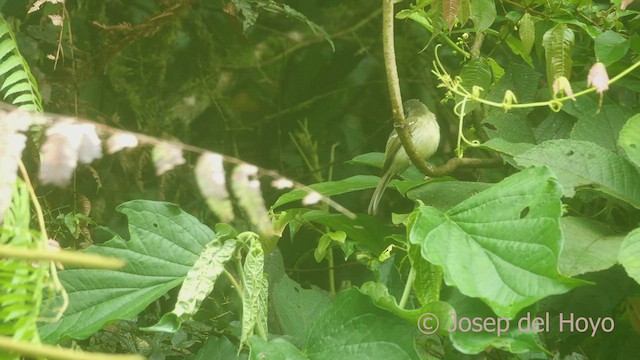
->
[587,62,609,95]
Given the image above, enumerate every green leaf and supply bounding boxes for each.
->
[303,288,421,359]
[594,30,630,66]
[0,38,14,59]
[487,57,504,84]
[0,15,42,112]
[38,200,224,343]
[406,179,494,211]
[272,175,379,209]
[189,336,240,360]
[447,291,544,354]
[483,64,540,143]
[230,0,337,52]
[249,336,306,360]
[144,238,239,333]
[559,217,624,277]
[514,140,640,207]
[2,81,31,99]
[457,58,492,114]
[619,113,640,169]
[142,313,180,333]
[518,13,535,55]
[350,152,424,181]
[358,282,455,334]
[0,179,42,343]
[470,0,496,32]
[0,55,22,76]
[409,167,584,318]
[569,104,633,152]
[458,0,470,25]
[231,0,258,31]
[533,111,574,143]
[0,69,27,91]
[505,34,533,66]
[299,210,393,254]
[409,245,442,305]
[313,233,332,263]
[272,275,331,346]
[479,138,533,167]
[542,23,574,84]
[619,228,640,284]
[240,236,268,348]
[313,231,349,263]
[443,0,460,31]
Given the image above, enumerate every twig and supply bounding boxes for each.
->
[427,157,502,177]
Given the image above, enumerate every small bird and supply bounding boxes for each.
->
[368,99,440,215]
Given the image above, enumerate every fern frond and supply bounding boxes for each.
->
[0,179,44,342]
[0,15,43,112]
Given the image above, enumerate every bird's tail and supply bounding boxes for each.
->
[367,170,395,215]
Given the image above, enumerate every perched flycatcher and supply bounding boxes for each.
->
[368,99,440,215]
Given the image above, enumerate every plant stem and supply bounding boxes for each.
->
[399,265,416,309]
[382,0,432,176]
[327,247,336,295]
[223,268,244,299]
[0,335,145,360]
[0,245,125,269]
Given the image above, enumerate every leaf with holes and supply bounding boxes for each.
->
[409,167,585,318]
[240,234,268,348]
[514,140,640,208]
[143,237,239,333]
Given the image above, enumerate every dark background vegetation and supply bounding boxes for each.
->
[3,0,640,358]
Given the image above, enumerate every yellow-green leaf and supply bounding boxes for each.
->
[518,13,535,55]
[542,24,574,86]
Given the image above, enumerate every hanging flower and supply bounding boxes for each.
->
[587,62,609,95]
[552,76,575,100]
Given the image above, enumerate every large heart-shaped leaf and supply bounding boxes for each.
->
[410,167,584,318]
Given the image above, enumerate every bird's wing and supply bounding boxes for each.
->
[381,119,418,174]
